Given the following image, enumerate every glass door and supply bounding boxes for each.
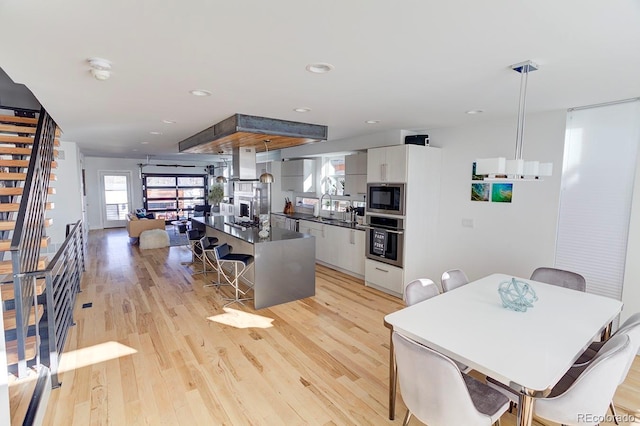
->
[143,174,206,221]
[100,171,132,228]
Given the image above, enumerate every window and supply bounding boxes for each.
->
[143,174,206,221]
[320,156,345,196]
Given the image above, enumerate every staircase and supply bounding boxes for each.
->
[0,107,59,425]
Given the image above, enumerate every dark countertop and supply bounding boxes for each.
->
[272,212,365,230]
[191,216,313,244]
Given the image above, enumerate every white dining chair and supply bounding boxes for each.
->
[441,269,469,293]
[572,312,640,424]
[393,331,509,426]
[534,334,633,426]
[530,267,586,292]
[404,278,439,306]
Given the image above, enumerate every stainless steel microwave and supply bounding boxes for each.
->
[367,183,405,215]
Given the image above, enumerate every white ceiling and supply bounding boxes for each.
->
[1,0,639,160]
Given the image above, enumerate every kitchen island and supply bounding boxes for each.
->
[191,216,316,309]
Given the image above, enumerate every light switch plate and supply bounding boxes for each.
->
[462,218,474,228]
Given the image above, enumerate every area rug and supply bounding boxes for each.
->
[167,226,188,247]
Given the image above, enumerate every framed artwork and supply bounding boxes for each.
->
[471,183,490,201]
[472,162,484,181]
[491,183,513,203]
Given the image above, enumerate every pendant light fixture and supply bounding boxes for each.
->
[475,60,552,180]
[214,159,228,183]
[259,140,274,183]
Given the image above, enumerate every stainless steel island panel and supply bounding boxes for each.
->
[254,236,315,309]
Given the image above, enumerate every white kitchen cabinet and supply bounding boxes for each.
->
[299,220,331,263]
[364,145,442,298]
[271,214,286,230]
[219,202,234,215]
[281,159,316,193]
[336,228,365,275]
[299,220,364,276]
[344,153,367,195]
[367,145,407,182]
[365,259,404,295]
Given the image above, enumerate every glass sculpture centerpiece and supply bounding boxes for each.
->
[498,278,538,312]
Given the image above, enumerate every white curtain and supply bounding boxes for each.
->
[555,100,640,300]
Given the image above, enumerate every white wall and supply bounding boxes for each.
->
[622,145,640,323]
[428,111,567,281]
[83,157,211,230]
[47,141,83,251]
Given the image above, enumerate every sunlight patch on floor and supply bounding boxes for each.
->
[207,307,274,329]
[58,341,137,373]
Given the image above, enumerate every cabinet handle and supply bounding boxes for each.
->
[350,230,355,244]
[375,267,389,273]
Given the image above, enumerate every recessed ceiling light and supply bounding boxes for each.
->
[162,119,176,124]
[189,89,212,97]
[141,141,149,145]
[133,148,139,152]
[365,120,380,124]
[150,131,162,135]
[305,63,334,74]
[294,107,311,113]
[466,110,484,115]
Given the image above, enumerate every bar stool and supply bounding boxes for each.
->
[182,229,205,267]
[213,243,254,307]
[199,236,224,288]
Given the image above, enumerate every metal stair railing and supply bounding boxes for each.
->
[18,220,84,388]
[10,107,56,378]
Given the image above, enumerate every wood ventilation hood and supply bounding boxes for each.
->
[178,113,328,154]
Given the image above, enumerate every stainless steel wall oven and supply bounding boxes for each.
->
[363,215,404,268]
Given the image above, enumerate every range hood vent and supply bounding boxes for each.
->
[178,113,328,155]
[232,146,257,180]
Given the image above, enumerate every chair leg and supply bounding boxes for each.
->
[494,419,501,426]
[610,401,619,425]
[402,409,412,426]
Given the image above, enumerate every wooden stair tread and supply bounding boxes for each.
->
[0,147,59,157]
[1,279,47,301]
[5,336,38,365]
[0,236,50,251]
[0,187,55,196]
[0,202,54,213]
[2,304,44,329]
[0,160,58,168]
[0,123,60,137]
[0,135,60,147]
[0,115,38,126]
[0,257,47,277]
[0,173,56,181]
[0,218,53,231]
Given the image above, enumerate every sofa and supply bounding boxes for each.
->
[126,213,166,238]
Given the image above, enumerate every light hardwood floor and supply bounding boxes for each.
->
[42,228,640,425]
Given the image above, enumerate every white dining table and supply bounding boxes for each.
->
[384,273,623,426]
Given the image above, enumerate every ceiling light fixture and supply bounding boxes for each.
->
[259,140,275,184]
[189,89,212,97]
[475,60,552,180]
[365,120,380,124]
[87,57,112,81]
[305,63,334,74]
[141,141,149,145]
[294,107,311,113]
[466,109,484,115]
[150,131,162,135]
[162,119,176,124]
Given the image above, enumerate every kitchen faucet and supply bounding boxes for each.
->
[320,192,334,217]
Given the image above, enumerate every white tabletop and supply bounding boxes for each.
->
[384,273,623,393]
